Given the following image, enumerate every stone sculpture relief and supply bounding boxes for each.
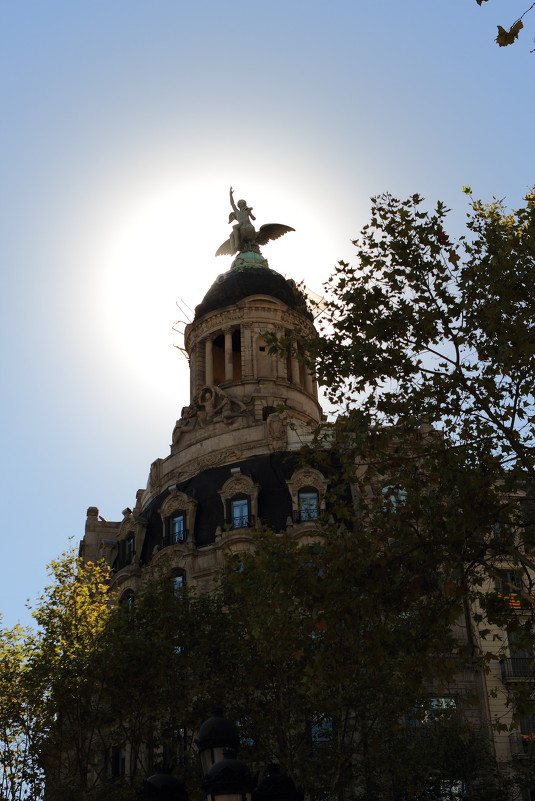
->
[266,411,288,452]
[172,385,248,445]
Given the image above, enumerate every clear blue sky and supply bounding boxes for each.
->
[0,0,533,627]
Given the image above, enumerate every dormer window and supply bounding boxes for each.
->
[287,468,328,526]
[158,489,197,549]
[219,469,259,532]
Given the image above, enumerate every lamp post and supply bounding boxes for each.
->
[202,748,256,801]
[253,764,303,801]
[137,713,299,801]
[196,710,240,775]
[137,773,189,801]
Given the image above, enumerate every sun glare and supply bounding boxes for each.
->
[87,174,344,414]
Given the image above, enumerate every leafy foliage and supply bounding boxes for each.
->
[475,0,535,48]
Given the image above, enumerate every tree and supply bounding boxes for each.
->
[475,0,535,48]
[290,187,535,780]
[0,620,43,801]
[214,529,514,801]
[28,551,115,801]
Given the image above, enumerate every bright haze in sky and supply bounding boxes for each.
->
[0,0,532,626]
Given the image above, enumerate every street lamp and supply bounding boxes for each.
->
[202,748,256,801]
[137,773,189,801]
[254,764,303,801]
[197,710,240,775]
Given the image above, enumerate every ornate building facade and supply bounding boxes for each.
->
[81,249,326,600]
[78,241,534,799]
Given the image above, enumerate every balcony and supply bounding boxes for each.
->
[164,530,188,547]
[509,731,535,758]
[225,515,255,530]
[292,509,320,524]
[500,657,535,681]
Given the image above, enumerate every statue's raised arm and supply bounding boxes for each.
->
[229,186,238,214]
[216,188,294,257]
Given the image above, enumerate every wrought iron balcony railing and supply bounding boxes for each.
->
[292,509,320,523]
[225,515,254,530]
[165,530,188,547]
[500,657,535,681]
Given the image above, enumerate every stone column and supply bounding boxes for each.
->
[291,342,300,384]
[242,323,254,379]
[224,329,233,382]
[305,364,314,394]
[205,338,213,387]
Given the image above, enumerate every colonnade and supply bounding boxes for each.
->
[192,324,315,397]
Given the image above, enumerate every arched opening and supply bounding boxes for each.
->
[212,333,225,385]
[232,328,242,380]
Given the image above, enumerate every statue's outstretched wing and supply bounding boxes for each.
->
[215,238,236,257]
[255,224,295,246]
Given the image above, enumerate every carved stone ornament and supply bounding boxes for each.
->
[218,469,260,520]
[266,411,288,452]
[149,459,162,493]
[158,487,197,520]
[173,386,248,446]
[286,468,328,510]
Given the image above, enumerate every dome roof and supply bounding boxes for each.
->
[194,254,313,321]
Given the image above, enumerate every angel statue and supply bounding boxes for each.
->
[215,187,295,257]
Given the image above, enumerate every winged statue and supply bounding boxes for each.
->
[215,187,295,257]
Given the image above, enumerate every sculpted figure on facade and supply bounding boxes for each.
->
[172,405,198,445]
[215,187,295,257]
[266,411,288,452]
[172,386,247,446]
[196,385,247,425]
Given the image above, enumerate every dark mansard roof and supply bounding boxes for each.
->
[194,254,313,322]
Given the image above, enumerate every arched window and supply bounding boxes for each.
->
[171,569,186,595]
[158,489,197,549]
[297,487,320,522]
[286,468,328,525]
[119,589,135,611]
[219,469,259,531]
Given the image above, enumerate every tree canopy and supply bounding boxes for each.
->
[476,0,535,48]
[2,188,535,800]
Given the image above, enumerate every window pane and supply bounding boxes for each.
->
[298,490,319,521]
[231,498,249,528]
[171,514,185,543]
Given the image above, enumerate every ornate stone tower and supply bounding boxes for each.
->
[80,198,327,598]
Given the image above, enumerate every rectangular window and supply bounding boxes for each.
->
[311,714,333,745]
[111,745,126,778]
[231,498,249,529]
[125,534,135,562]
[496,569,524,609]
[170,514,186,544]
[299,490,319,521]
